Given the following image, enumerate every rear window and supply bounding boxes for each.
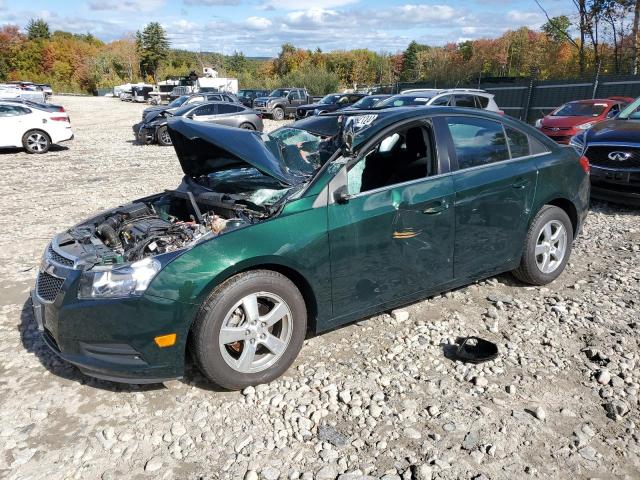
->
[476,95,489,108]
[446,117,509,169]
[218,104,244,114]
[505,126,530,158]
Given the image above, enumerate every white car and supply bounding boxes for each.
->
[0,100,73,153]
[381,88,503,114]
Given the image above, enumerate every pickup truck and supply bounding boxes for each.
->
[252,88,313,120]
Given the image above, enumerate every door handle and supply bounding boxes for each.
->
[422,200,450,214]
[512,178,529,189]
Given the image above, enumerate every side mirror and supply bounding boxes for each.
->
[333,185,350,204]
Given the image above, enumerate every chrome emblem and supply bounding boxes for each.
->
[551,127,560,132]
[608,151,632,161]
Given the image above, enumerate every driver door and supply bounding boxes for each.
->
[327,119,455,324]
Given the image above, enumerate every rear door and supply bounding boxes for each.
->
[444,115,539,279]
[212,104,245,127]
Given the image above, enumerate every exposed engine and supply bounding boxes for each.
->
[65,190,259,266]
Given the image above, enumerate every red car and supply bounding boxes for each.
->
[535,97,633,144]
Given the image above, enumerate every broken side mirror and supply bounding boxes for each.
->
[333,185,350,204]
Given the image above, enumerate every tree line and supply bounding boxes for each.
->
[0,8,638,96]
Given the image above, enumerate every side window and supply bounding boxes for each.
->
[207,94,222,101]
[505,126,530,158]
[0,105,27,117]
[607,104,620,118]
[289,90,301,100]
[347,124,435,195]
[475,95,489,109]
[454,95,477,108]
[446,116,509,169]
[430,95,452,106]
[217,104,243,114]
[192,104,216,116]
[187,96,204,104]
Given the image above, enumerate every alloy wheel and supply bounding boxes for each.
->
[218,292,293,374]
[159,129,172,145]
[27,133,48,152]
[535,220,567,274]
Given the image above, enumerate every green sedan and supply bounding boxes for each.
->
[32,107,590,389]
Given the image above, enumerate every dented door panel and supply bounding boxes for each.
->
[327,175,455,321]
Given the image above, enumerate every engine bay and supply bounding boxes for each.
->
[62,189,267,266]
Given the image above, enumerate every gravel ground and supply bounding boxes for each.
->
[0,96,639,480]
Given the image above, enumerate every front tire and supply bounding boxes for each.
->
[513,205,573,285]
[191,270,307,390]
[22,130,51,154]
[156,125,172,146]
[272,107,285,121]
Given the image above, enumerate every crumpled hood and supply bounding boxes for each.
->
[167,118,295,185]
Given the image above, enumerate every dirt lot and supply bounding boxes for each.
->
[0,96,639,480]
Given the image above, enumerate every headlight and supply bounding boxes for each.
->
[535,119,542,128]
[569,133,585,152]
[576,121,595,130]
[78,257,161,299]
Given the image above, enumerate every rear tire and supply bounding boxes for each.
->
[190,270,307,390]
[272,107,285,121]
[513,205,573,285]
[156,125,172,146]
[22,130,51,154]
[239,122,255,130]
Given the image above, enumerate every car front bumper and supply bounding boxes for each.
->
[31,252,196,383]
[590,166,640,206]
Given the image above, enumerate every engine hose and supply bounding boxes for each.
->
[97,222,122,248]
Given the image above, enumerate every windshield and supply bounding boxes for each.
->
[263,127,337,180]
[552,102,608,117]
[619,96,640,119]
[168,96,188,108]
[204,168,291,207]
[319,94,340,104]
[351,96,385,109]
[269,89,290,98]
[375,95,433,108]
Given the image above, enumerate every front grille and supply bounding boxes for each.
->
[543,126,572,132]
[586,145,640,169]
[47,244,74,267]
[37,272,64,302]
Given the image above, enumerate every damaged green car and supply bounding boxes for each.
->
[32,107,589,389]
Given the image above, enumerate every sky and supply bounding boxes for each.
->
[0,0,570,56]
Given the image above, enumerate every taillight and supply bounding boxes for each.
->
[579,155,590,174]
[57,106,65,112]
[50,116,69,122]
[498,110,505,116]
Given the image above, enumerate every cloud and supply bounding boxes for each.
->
[506,10,544,26]
[183,0,240,5]
[0,1,5,11]
[88,0,165,12]
[262,0,357,10]
[245,16,272,30]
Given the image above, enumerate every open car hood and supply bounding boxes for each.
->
[167,118,294,185]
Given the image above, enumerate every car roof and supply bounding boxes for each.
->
[568,99,617,105]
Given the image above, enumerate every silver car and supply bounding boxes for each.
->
[135,101,264,146]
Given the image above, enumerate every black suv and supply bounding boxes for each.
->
[571,96,640,205]
[295,93,366,119]
[237,89,270,108]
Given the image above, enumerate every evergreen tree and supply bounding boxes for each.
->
[136,22,169,81]
[26,18,50,40]
[401,41,428,81]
